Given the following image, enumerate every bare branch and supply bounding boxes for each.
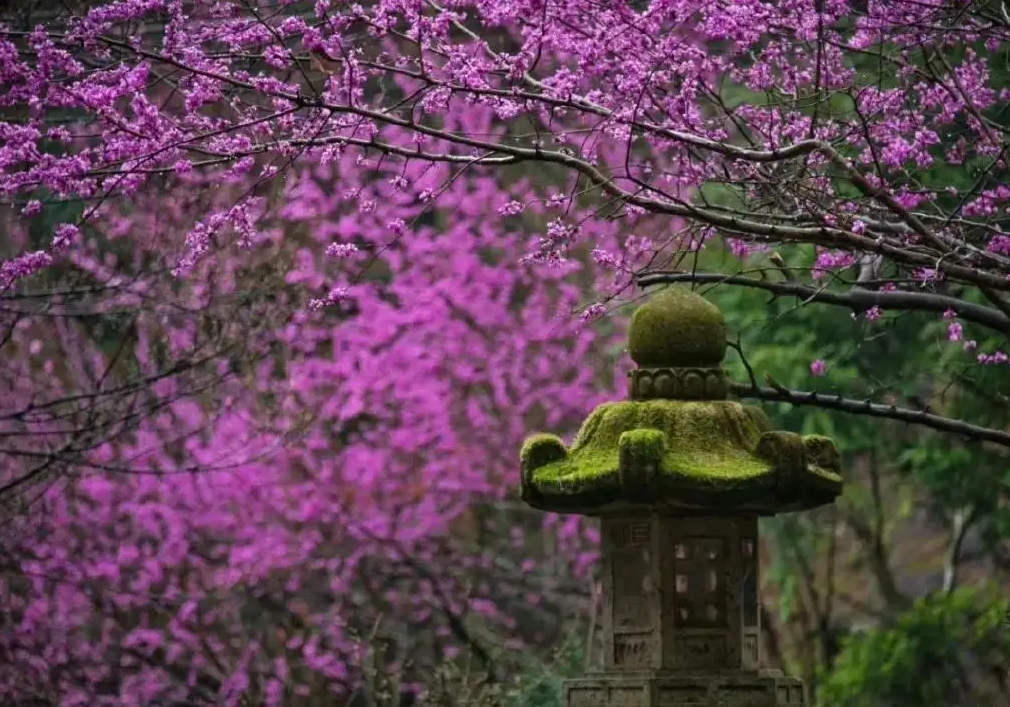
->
[728,381,1010,448]
[637,271,1010,335]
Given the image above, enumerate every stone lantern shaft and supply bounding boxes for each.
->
[601,515,760,674]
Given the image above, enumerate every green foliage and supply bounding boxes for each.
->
[818,588,1010,707]
[495,631,588,707]
[422,631,588,707]
[761,514,825,627]
[697,254,1010,703]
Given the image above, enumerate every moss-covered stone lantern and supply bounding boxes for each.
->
[519,287,843,707]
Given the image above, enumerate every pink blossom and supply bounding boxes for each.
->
[579,302,607,323]
[813,250,856,279]
[307,286,351,310]
[0,1,1008,702]
[497,200,525,216]
[978,350,1010,365]
[325,243,359,259]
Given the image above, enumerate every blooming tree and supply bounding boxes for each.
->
[2,0,1009,444]
[0,141,640,705]
[3,0,1010,703]
[0,163,277,538]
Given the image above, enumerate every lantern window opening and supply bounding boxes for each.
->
[675,574,688,593]
[742,538,755,558]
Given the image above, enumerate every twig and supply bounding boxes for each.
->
[729,380,1010,448]
[636,271,1010,334]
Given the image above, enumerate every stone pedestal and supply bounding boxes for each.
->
[566,673,806,707]
[600,515,760,673]
[563,514,804,707]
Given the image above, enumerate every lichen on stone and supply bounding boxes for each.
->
[802,434,842,476]
[618,427,666,489]
[618,428,667,459]
[755,430,806,471]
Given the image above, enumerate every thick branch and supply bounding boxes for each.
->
[636,271,1010,334]
[838,506,912,612]
[943,507,982,593]
[728,381,1010,448]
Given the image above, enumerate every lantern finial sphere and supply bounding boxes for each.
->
[627,287,727,369]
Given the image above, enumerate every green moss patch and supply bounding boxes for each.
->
[519,399,843,515]
[627,287,728,368]
[517,288,844,516]
[534,400,774,485]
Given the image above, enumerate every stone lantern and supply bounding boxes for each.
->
[519,288,843,707]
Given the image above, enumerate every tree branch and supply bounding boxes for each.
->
[728,381,1010,448]
[837,505,912,612]
[943,506,982,593]
[18,28,1010,293]
[636,271,1010,334]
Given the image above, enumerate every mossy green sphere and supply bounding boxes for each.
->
[628,288,727,368]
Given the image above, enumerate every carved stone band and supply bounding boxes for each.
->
[627,367,728,401]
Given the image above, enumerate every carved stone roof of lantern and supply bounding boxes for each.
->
[519,287,843,516]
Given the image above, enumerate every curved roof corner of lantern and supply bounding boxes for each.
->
[519,287,844,517]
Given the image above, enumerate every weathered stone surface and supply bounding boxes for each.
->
[520,289,835,707]
[598,515,758,673]
[570,512,808,706]
[566,674,807,707]
[519,289,843,516]
[627,288,727,369]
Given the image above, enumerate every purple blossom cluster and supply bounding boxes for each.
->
[1,0,1010,702]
